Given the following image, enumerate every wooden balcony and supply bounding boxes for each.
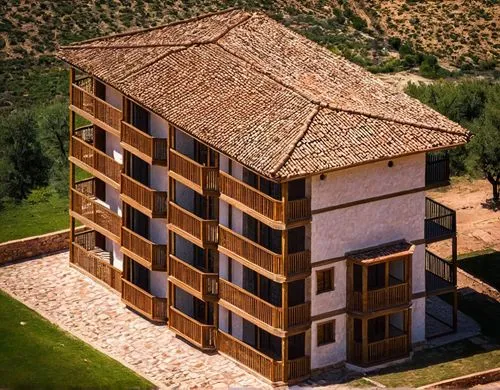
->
[349,283,409,313]
[169,149,218,195]
[426,153,450,188]
[121,121,167,165]
[70,133,121,188]
[349,334,409,366]
[425,197,456,243]
[219,172,310,228]
[168,202,218,247]
[218,226,310,281]
[71,83,122,137]
[121,279,167,322]
[121,227,167,271]
[168,255,218,300]
[71,239,122,293]
[120,174,167,218]
[168,307,216,350]
[426,250,456,295]
[219,279,310,333]
[70,188,121,242]
[217,331,310,384]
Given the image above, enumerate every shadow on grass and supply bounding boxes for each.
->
[458,250,500,290]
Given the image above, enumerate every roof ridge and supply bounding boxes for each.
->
[59,7,241,48]
[270,105,320,176]
[116,13,253,83]
[216,14,468,137]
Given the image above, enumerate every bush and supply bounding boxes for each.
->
[388,36,402,51]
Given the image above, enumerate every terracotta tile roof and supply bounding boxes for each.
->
[57,9,469,180]
[346,240,415,264]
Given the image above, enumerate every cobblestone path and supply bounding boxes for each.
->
[0,252,268,389]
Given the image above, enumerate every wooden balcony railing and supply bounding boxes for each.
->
[71,241,122,293]
[219,279,310,330]
[168,202,218,246]
[425,197,456,243]
[218,331,284,383]
[219,279,283,328]
[349,283,409,312]
[168,307,216,350]
[71,188,121,241]
[168,255,218,298]
[121,174,167,218]
[121,279,167,322]
[74,177,96,197]
[426,153,450,188]
[287,198,311,222]
[121,227,167,271]
[425,250,456,294]
[217,331,310,383]
[71,135,121,186]
[169,149,218,194]
[71,84,122,134]
[121,122,167,164]
[220,172,310,225]
[350,334,409,366]
[219,226,310,279]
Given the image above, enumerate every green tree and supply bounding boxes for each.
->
[37,102,69,196]
[467,90,500,201]
[0,110,51,201]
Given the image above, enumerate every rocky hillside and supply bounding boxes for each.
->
[1,0,498,67]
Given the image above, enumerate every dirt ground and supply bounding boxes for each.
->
[427,178,500,257]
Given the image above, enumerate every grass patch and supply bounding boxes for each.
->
[0,168,89,243]
[458,249,500,290]
[368,340,500,387]
[0,290,153,389]
[0,186,68,243]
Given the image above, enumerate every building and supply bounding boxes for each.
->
[57,9,468,385]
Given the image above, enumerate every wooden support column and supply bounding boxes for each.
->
[361,266,368,312]
[452,234,458,332]
[281,336,288,383]
[282,181,288,224]
[69,67,76,263]
[361,318,368,365]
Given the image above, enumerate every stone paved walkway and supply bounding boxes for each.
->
[0,252,269,389]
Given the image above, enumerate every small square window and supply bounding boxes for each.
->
[316,267,335,294]
[317,320,336,346]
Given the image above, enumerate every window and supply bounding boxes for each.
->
[317,320,335,346]
[316,267,335,294]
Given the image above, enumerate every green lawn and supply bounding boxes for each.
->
[0,186,69,243]
[0,290,153,389]
[458,249,500,290]
[0,168,90,243]
[362,340,500,388]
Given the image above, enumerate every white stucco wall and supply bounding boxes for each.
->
[412,297,426,343]
[311,314,347,369]
[105,184,121,216]
[105,133,123,165]
[311,261,347,316]
[412,244,425,294]
[150,112,168,139]
[150,165,167,192]
[311,154,425,211]
[104,85,123,110]
[311,192,425,262]
[151,270,167,298]
[150,218,167,245]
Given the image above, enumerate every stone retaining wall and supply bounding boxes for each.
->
[0,228,80,264]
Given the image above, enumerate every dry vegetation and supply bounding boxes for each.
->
[364,0,499,67]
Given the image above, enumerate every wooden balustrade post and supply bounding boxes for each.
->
[385,261,389,306]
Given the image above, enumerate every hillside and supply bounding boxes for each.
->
[0,0,498,112]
